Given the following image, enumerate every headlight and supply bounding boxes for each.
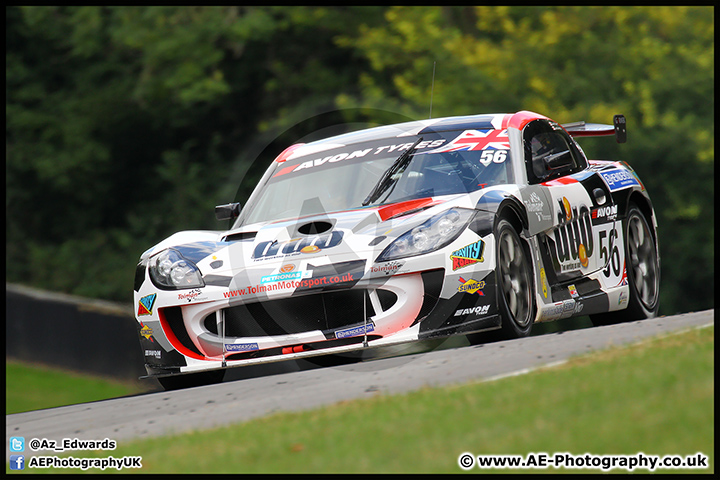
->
[377,208,475,261]
[149,248,205,289]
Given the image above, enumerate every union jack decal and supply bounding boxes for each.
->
[427,129,510,154]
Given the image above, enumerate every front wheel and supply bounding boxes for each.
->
[591,204,660,326]
[495,218,535,339]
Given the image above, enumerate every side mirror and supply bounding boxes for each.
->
[215,203,242,221]
[544,150,573,171]
[613,114,627,143]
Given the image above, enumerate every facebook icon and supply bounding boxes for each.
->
[10,455,25,470]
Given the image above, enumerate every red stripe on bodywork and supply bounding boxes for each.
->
[507,111,548,130]
[501,114,512,129]
[158,308,207,361]
[377,197,440,222]
[275,143,306,163]
[541,177,579,187]
[272,164,298,178]
[272,143,307,177]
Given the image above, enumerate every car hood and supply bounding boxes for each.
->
[142,193,487,299]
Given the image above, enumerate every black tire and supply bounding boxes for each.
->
[157,369,225,391]
[590,204,660,326]
[494,218,536,339]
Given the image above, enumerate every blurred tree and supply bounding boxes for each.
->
[337,6,714,315]
[6,6,713,315]
[6,6,385,302]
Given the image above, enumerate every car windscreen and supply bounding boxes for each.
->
[241,131,513,225]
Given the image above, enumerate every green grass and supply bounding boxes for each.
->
[17,325,712,474]
[5,361,148,414]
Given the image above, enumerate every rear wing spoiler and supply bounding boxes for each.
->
[562,114,627,143]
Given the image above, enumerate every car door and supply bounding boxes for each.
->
[521,119,618,283]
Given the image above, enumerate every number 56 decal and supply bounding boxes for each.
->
[480,149,508,166]
[599,226,624,286]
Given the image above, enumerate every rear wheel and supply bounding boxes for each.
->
[494,218,535,339]
[591,204,659,326]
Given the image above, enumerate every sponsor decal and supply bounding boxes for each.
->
[556,299,577,319]
[335,322,375,339]
[225,343,260,352]
[280,264,295,273]
[373,141,444,156]
[370,261,404,276]
[139,323,154,341]
[600,168,640,192]
[618,291,628,306]
[450,240,485,270]
[273,140,447,178]
[260,269,312,284]
[542,298,582,319]
[524,192,551,222]
[454,305,490,317]
[253,231,344,260]
[137,293,156,316]
[540,268,548,298]
[578,243,589,268]
[573,301,584,314]
[427,129,510,154]
[177,288,203,302]
[539,300,577,321]
[224,272,358,298]
[542,300,577,321]
[541,302,565,321]
[562,197,573,222]
[568,284,579,298]
[144,349,161,359]
[592,204,618,222]
[458,277,485,295]
[273,148,373,177]
[548,198,594,273]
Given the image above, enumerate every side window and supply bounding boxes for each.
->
[524,120,586,184]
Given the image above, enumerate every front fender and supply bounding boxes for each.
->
[474,189,528,236]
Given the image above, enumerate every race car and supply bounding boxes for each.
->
[133,110,660,389]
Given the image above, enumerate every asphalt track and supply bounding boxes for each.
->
[6,310,713,461]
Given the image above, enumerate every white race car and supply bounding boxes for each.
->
[133,111,659,389]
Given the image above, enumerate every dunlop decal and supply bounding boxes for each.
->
[548,198,594,273]
[253,231,344,260]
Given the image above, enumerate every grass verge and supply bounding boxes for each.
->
[8,326,714,473]
[5,360,148,414]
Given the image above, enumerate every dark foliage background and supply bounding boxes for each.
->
[6,6,713,315]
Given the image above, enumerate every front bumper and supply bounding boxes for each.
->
[136,266,502,377]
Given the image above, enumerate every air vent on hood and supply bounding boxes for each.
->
[223,231,257,242]
[298,220,333,235]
